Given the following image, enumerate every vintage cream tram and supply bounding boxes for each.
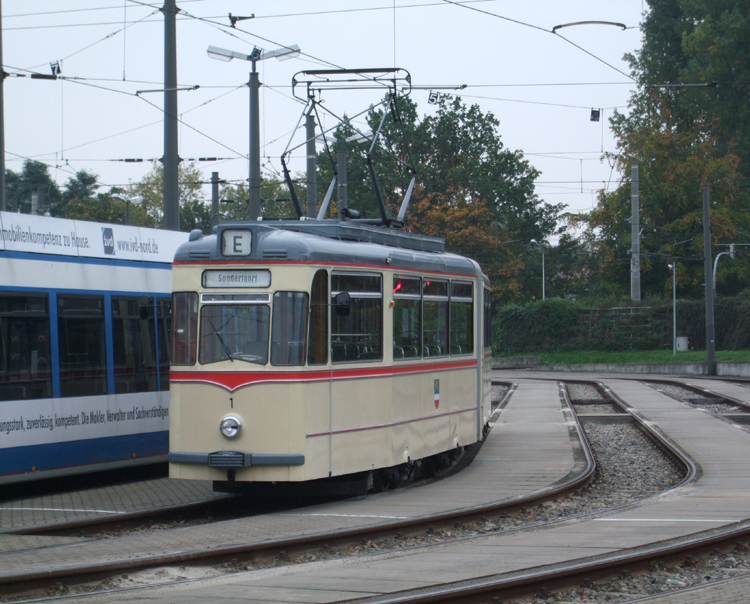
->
[168,220,492,493]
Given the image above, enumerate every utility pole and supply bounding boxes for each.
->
[337,137,347,220]
[211,171,220,229]
[703,184,716,376]
[248,57,261,220]
[305,111,317,219]
[162,0,180,231]
[0,0,6,212]
[630,160,641,301]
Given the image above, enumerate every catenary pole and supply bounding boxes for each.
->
[0,0,6,212]
[211,171,220,229]
[631,160,641,301]
[162,0,180,231]
[305,112,317,218]
[337,137,347,219]
[248,64,261,220]
[703,184,716,375]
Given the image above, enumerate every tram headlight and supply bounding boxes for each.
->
[220,415,242,439]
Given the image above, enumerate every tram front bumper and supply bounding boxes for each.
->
[168,451,305,468]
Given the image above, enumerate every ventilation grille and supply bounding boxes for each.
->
[208,451,245,468]
[189,250,210,259]
[263,249,288,259]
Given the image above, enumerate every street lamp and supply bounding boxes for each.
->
[530,239,546,300]
[668,263,676,356]
[207,43,300,220]
[112,194,143,226]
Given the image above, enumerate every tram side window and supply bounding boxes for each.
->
[271,292,308,366]
[199,304,270,365]
[423,279,448,357]
[449,281,473,356]
[0,293,52,401]
[172,292,198,366]
[112,297,157,394]
[307,270,328,365]
[331,273,382,363]
[58,296,107,398]
[393,276,421,360]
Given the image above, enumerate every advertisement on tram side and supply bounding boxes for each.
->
[0,211,187,263]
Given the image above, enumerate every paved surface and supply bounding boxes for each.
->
[623,573,750,603]
[0,379,581,583]
[45,374,750,604]
[0,478,225,533]
[686,379,750,405]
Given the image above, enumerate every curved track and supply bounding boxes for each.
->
[5,373,750,603]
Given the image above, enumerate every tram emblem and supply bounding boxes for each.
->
[434,379,440,409]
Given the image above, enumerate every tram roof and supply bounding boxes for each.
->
[175,220,482,278]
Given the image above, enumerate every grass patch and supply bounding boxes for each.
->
[520,350,750,366]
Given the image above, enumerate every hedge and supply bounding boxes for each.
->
[492,297,750,355]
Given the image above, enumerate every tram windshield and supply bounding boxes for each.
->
[199,304,270,365]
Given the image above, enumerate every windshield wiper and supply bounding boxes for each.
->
[207,318,233,362]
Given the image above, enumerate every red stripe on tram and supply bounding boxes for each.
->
[170,359,477,393]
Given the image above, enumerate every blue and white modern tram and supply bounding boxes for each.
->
[0,211,187,484]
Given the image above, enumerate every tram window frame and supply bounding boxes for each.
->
[331,272,383,364]
[483,287,493,352]
[449,281,473,356]
[156,298,172,390]
[307,269,328,366]
[422,279,449,358]
[172,292,198,366]
[112,296,158,394]
[271,291,309,366]
[198,301,270,365]
[0,292,52,401]
[393,275,422,360]
[57,295,108,398]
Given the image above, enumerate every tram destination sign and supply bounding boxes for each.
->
[202,269,271,288]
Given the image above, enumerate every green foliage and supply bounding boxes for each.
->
[576,0,750,302]
[5,161,62,215]
[316,95,562,303]
[493,297,750,354]
[535,349,750,365]
[493,299,579,355]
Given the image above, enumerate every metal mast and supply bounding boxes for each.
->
[162,0,180,230]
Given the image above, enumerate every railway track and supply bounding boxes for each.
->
[1,376,704,595]
[0,379,593,599]
[5,376,750,604]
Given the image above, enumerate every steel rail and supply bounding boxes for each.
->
[0,382,598,596]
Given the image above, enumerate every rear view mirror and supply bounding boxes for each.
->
[335,292,351,317]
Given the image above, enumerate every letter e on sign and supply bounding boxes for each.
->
[221,229,252,257]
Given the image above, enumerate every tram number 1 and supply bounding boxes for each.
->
[229,397,234,409]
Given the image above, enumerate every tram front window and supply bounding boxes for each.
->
[199,305,270,365]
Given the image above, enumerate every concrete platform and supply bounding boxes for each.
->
[0,478,226,533]
[0,379,583,585]
[44,374,750,604]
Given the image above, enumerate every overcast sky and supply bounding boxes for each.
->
[2,0,646,219]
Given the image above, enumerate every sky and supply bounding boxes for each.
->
[2,0,647,220]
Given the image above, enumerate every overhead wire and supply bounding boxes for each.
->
[440,0,636,81]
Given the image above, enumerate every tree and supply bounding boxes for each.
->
[218,178,300,223]
[5,160,62,215]
[578,0,750,301]
[315,95,561,302]
[122,161,210,232]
